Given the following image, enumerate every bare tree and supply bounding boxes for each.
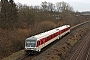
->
[56,2,62,12]
[56,2,73,12]
[33,6,40,12]
[47,2,55,12]
[0,1,1,12]
[56,2,75,25]
[41,1,48,11]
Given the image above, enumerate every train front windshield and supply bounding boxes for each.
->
[26,39,36,47]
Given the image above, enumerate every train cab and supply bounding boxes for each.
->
[25,37,37,54]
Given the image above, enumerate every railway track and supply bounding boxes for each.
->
[20,55,28,60]
[19,52,39,60]
[69,31,90,60]
[20,54,37,60]
[19,21,89,60]
[86,47,90,60]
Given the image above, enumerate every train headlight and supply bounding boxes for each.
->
[25,47,27,49]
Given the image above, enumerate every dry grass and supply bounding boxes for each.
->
[67,39,77,46]
[0,28,31,59]
[2,50,24,60]
[46,54,60,60]
[0,21,57,59]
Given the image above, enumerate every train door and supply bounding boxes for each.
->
[56,29,60,39]
[36,40,41,52]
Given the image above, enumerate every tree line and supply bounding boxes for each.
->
[0,0,76,29]
[0,0,18,29]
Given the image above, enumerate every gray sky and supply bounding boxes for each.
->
[14,0,90,12]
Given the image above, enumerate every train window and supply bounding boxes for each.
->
[67,27,68,30]
[61,30,62,33]
[48,36,50,40]
[65,29,66,32]
[49,36,51,40]
[48,37,50,40]
[65,28,66,31]
[26,40,36,47]
[66,28,67,30]
[63,29,64,32]
[39,41,40,45]
[59,31,60,34]
[52,34,54,38]
[45,38,47,42]
[41,39,43,44]
[54,33,56,37]
[37,41,40,46]
[67,28,68,30]
[56,32,59,36]
[50,35,52,39]
[62,30,64,33]
[46,37,48,41]
[68,27,70,30]
[64,29,65,32]
[41,38,44,43]
[47,36,51,41]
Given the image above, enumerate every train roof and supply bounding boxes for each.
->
[34,28,57,40]
[26,25,70,40]
[56,25,70,30]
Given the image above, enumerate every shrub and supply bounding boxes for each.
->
[31,21,56,35]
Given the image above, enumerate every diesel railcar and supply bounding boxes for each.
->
[25,25,70,54]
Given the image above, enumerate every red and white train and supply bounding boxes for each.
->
[25,25,70,54]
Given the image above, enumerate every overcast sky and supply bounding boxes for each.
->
[13,0,90,12]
